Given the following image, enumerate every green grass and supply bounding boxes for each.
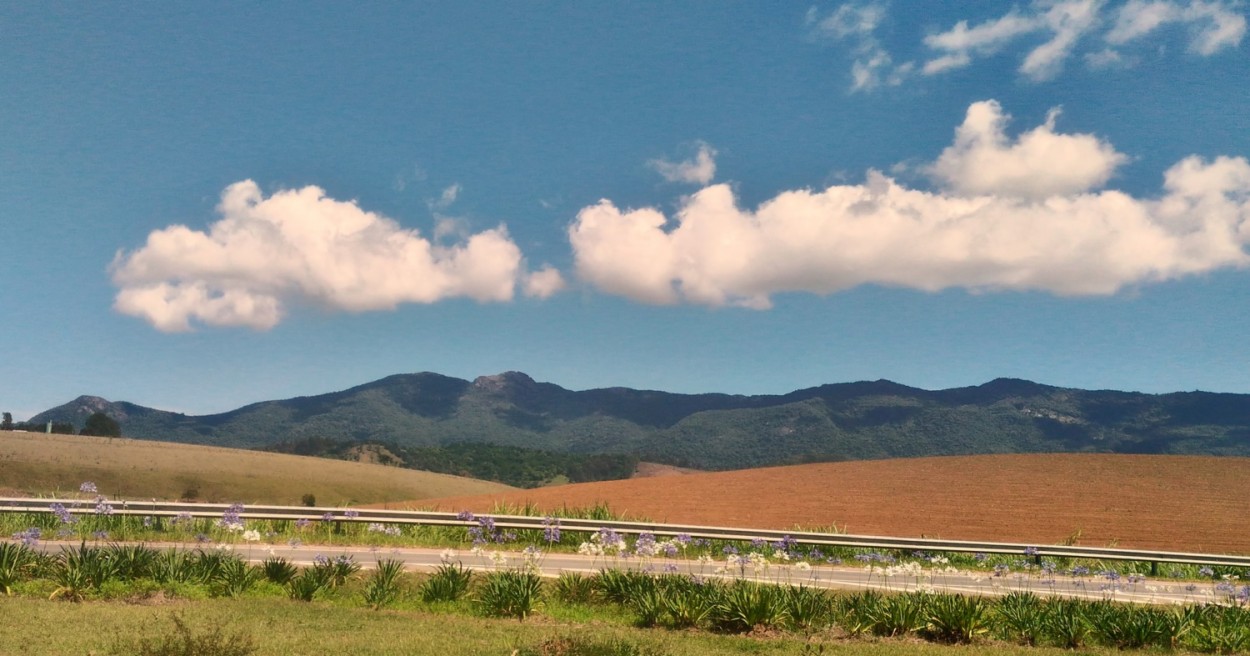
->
[0,595,1137,656]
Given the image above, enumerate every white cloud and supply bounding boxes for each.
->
[569,101,1250,307]
[927,100,1128,198]
[112,180,555,331]
[429,183,461,210]
[523,266,566,299]
[1107,0,1246,54]
[923,0,1104,81]
[649,142,718,185]
[809,2,913,91]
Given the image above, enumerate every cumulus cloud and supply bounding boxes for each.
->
[649,142,718,185]
[569,101,1250,308]
[928,100,1128,198]
[808,2,913,91]
[112,180,555,331]
[1107,0,1246,54]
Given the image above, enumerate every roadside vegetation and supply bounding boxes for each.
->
[1,537,1249,655]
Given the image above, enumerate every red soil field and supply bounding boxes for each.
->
[395,454,1250,554]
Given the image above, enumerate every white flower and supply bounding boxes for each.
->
[440,548,458,563]
[241,529,261,542]
[794,561,812,572]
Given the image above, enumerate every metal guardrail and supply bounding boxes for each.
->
[3,497,1248,569]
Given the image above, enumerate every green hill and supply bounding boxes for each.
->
[22,372,1250,470]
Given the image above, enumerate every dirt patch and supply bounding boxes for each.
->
[406,454,1250,554]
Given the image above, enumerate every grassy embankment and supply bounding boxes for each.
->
[0,432,513,505]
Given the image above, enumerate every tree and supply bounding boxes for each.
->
[80,412,121,438]
[1,412,12,431]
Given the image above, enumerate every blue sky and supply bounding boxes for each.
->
[2,1,1249,419]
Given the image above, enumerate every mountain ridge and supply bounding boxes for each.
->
[26,372,1250,470]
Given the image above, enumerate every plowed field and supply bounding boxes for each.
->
[400,454,1249,554]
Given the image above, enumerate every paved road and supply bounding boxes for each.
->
[25,539,1235,607]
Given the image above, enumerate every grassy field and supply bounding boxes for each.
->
[0,432,512,505]
[0,595,1144,656]
[413,453,1250,554]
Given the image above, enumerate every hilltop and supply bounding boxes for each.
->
[26,372,1250,470]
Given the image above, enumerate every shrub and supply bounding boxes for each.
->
[924,592,989,644]
[210,558,261,598]
[301,494,316,507]
[784,585,831,631]
[108,612,257,656]
[50,544,119,601]
[660,578,716,630]
[477,570,542,620]
[420,563,473,603]
[994,592,1045,645]
[710,581,789,633]
[1043,599,1091,649]
[870,592,927,638]
[553,572,597,605]
[260,557,298,586]
[0,542,35,595]
[107,544,159,580]
[363,559,406,610]
[833,590,882,637]
[286,570,327,602]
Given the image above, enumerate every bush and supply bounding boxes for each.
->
[0,542,36,595]
[924,593,989,644]
[477,570,542,620]
[363,559,406,610]
[420,563,473,603]
[710,581,789,633]
[553,572,597,605]
[108,612,257,656]
[301,494,316,507]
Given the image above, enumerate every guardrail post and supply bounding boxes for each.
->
[1150,561,1158,576]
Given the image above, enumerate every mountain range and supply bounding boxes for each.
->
[26,372,1250,470]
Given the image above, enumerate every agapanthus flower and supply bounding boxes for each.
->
[49,503,75,524]
[79,481,97,494]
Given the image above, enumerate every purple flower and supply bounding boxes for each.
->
[313,554,330,567]
[1199,566,1215,577]
[750,538,766,549]
[92,530,109,541]
[827,556,843,565]
[1024,546,1040,556]
[1070,566,1091,577]
[541,516,561,543]
[79,481,97,494]
[722,545,739,555]
[321,512,335,523]
[221,503,245,530]
[11,527,40,547]
[94,496,114,516]
[194,533,210,543]
[973,552,988,562]
[174,511,193,524]
[663,564,679,573]
[344,510,360,520]
[456,510,475,522]
[675,533,691,545]
[49,502,76,524]
[288,538,303,548]
[295,518,311,529]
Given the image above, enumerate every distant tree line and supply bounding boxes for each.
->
[1,411,119,437]
[264,438,638,488]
